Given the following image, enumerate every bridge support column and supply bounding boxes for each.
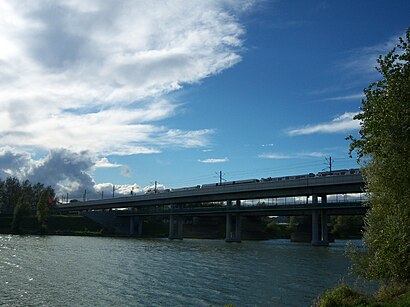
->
[168,204,183,240]
[225,213,232,241]
[235,200,242,242]
[177,216,183,240]
[311,196,329,246]
[168,214,175,240]
[235,213,242,242]
[321,210,328,244]
[138,217,143,237]
[129,216,135,236]
[311,209,320,245]
[225,200,241,243]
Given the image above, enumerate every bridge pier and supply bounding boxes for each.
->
[225,200,241,243]
[169,214,175,239]
[226,213,232,241]
[129,216,134,236]
[168,205,183,240]
[137,217,143,236]
[321,210,328,244]
[311,195,329,246]
[177,216,183,239]
[129,216,144,237]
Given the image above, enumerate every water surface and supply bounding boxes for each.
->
[0,235,361,306]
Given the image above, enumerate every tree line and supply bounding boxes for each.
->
[0,177,55,233]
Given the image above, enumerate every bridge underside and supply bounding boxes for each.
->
[80,201,367,246]
[56,174,366,246]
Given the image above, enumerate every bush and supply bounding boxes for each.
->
[314,282,368,307]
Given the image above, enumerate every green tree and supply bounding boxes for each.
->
[11,194,32,233]
[36,189,50,232]
[288,216,298,232]
[2,177,22,214]
[348,28,410,283]
[332,215,364,239]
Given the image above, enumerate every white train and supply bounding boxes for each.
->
[145,168,361,194]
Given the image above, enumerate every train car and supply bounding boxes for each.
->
[201,183,218,189]
[171,185,200,192]
[231,179,260,185]
[317,169,350,177]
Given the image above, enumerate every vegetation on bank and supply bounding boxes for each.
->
[0,177,55,234]
[315,282,410,307]
[265,215,364,240]
[347,28,410,284]
[316,28,410,306]
[0,215,104,235]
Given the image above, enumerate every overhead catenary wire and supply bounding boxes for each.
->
[165,158,358,187]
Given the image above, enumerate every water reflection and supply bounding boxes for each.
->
[0,236,363,306]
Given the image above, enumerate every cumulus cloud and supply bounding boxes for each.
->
[0,0,250,155]
[0,147,34,178]
[0,0,254,194]
[286,112,360,136]
[198,157,229,163]
[0,147,140,199]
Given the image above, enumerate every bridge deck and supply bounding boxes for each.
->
[55,173,364,213]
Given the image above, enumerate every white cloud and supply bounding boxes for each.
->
[95,158,122,168]
[340,31,405,76]
[324,93,364,101]
[258,153,290,159]
[198,157,229,163]
[94,182,142,197]
[0,147,140,198]
[0,0,251,155]
[258,151,327,159]
[120,166,131,178]
[301,151,327,158]
[286,112,360,136]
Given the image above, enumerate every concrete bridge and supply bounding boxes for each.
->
[55,172,367,246]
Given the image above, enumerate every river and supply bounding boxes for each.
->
[0,235,363,306]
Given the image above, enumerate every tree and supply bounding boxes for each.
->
[11,194,32,234]
[332,215,364,239]
[2,177,22,214]
[36,189,50,232]
[348,28,410,283]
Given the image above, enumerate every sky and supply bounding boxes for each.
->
[0,0,409,200]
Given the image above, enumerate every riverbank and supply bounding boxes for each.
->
[315,282,410,306]
[0,215,105,236]
[0,214,363,241]
[0,214,285,239]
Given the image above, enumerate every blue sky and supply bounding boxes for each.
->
[0,0,409,199]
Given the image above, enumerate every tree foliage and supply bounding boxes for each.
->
[11,194,32,234]
[0,177,54,215]
[332,215,364,239]
[36,189,51,232]
[348,28,410,283]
